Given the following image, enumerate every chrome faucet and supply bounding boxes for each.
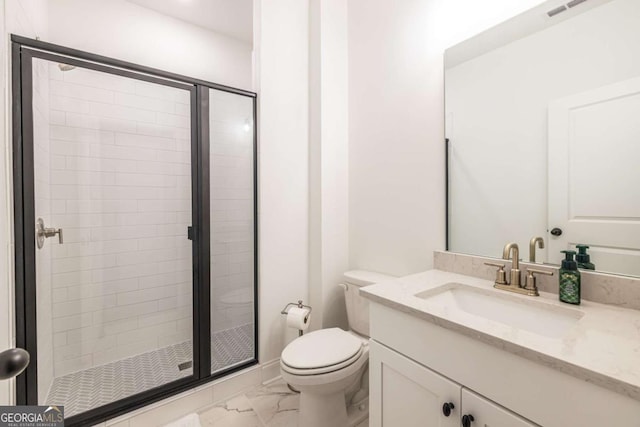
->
[529,237,544,263]
[502,242,521,288]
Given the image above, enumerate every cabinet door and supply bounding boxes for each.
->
[461,388,538,427]
[370,340,460,427]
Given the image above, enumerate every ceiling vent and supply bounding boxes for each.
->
[547,5,567,17]
[547,0,589,17]
[567,0,588,7]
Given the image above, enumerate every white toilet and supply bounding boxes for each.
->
[280,270,395,427]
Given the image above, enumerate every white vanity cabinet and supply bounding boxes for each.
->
[460,389,536,427]
[370,340,536,427]
[369,340,459,427]
[367,301,640,427]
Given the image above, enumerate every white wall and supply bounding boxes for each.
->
[347,0,545,277]
[255,0,310,362]
[309,0,349,330]
[348,0,444,277]
[447,0,640,263]
[46,0,253,90]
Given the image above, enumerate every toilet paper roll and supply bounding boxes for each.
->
[286,307,311,331]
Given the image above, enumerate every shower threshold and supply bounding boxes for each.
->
[46,323,254,417]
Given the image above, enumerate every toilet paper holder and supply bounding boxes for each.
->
[281,300,312,316]
[281,300,312,336]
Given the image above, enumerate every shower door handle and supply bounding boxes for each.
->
[36,218,63,249]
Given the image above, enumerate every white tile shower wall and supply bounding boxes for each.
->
[209,89,255,334]
[45,64,193,377]
[33,58,54,403]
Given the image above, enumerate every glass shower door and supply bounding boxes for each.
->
[29,55,195,417]
[209,88,256,373]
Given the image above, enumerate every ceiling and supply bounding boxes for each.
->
[127,0,253,44]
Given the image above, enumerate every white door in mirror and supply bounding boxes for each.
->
[548,76,640,275]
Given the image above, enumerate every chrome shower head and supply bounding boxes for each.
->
[58,63,75,72]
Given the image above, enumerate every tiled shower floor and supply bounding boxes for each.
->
[46,323,254,417]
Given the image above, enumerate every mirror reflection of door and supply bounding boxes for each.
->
[445,0,640,277]
[548,77,640,276]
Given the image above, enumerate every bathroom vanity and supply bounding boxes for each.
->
[361,270,640,427]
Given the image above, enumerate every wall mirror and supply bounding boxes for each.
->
[445,0,640,277]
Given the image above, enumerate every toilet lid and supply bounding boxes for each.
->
[281,328,363,370]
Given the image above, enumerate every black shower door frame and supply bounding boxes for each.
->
[11,35,258,427]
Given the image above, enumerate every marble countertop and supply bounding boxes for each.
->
[360,269,640,401]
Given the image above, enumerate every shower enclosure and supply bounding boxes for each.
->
[12,35,257,426]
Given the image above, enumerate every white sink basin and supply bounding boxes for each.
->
[415,284,584,339]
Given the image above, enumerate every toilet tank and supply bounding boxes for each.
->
[342,270,396,337]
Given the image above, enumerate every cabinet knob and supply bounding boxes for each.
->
[461,414,475,427]
[550,227,563,236]
[442,402,455,417]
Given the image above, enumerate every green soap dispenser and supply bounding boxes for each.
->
[559,250,581,305]
[576,244,595,270]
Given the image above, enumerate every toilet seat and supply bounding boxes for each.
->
[281,328,364,376]
[282,347,364,376]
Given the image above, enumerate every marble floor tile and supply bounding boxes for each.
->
[199,395,262,427]
[197,378,366,427]
[245,380,299,427]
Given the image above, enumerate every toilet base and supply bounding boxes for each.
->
[280,329,371,427]
[282,360,368,427]
[347,396,369,427]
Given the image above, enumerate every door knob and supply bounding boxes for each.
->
[550,227,563,237]
[0,348,30,380]
[36,218,63,249]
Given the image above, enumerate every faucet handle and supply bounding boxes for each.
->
[485,262,507,285]
[527,268,553,277]
[524,268,554,296]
